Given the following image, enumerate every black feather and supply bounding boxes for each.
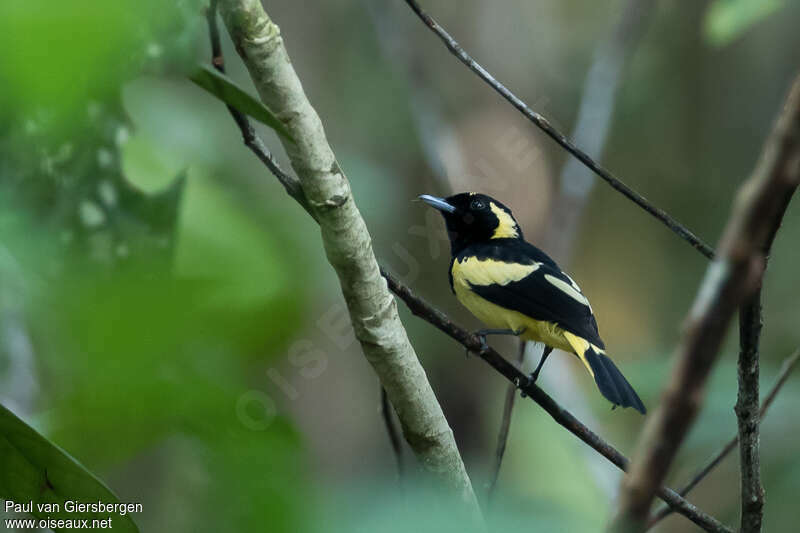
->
[584,349,646,414]
[459,240,604,348]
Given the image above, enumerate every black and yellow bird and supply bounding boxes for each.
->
[420,192,646,414]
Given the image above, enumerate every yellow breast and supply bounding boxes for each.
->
[450,256,574,352]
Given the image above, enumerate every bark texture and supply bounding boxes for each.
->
[217,0,480,515]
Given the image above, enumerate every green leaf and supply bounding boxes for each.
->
[0,404,139,532]
[705,0,784,47]
[189,64,294,143]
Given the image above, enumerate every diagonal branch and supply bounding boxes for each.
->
[611,75,800,533]
[383,272,731,533]
[403,0,715,260]
[205,0,313,219]
[542,0,657,263]
[647,349,800,528]
[212,0,482,517]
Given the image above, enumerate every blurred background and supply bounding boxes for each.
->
[1,0,799,531]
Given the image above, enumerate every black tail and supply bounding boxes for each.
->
[584,349,646,414]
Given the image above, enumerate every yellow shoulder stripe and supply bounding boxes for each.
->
[452,256,540,287]
[544,274,591,308]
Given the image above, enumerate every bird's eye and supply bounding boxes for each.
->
[470,199,486,210]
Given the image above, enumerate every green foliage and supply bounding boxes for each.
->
[705,0,785,46]
[0,0,201,125]
[190,65,294,142]
[0,405,138,532]
[0,15,311,525]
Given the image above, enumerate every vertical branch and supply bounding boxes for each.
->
[647,349,800,528]
[486,339,526,500]
[732,73,800,530]
[611,75,800,532]
[735,294,764,532]
[732,71,800,530]
[215,0,481,517]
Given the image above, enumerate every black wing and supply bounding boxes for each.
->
[461,240,604,348]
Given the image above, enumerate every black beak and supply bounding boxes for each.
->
[418,194,456,214]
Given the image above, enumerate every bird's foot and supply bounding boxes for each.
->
[467,328,524,357]
[465,333,490,358]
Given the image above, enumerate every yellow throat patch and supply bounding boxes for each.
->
[489,202,519,239]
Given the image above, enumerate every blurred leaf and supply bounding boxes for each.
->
[705,0,784,47]
[121,135,186,195]
[176,173,299,310]
[189,65,294,143]
[0,404,139,532]
[29,268,310,532]
[0,0,200,123]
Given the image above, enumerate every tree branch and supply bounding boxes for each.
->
[611,74,800,532]
[403,0,715,260]
[381,386,404,478]
[205,0,314,220]
[383,272,731,533]
[647,349,800,528]
[733,73,800,533]
[735,293,765,532]
[213,0,481,517]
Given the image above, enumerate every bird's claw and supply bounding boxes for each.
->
[478,334,489,352]
[465,332,490,357]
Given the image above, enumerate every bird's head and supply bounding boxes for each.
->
[419,192,522,253]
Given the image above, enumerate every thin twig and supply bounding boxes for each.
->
[205,0,314,219]
[542,0,656,263]
[403,0,715,260]
[383,271,731,533]
[647,349,800,528]
[612,75,800,532]
[486,339,526,501]
[209,2,482,513]
[381,386,404,477]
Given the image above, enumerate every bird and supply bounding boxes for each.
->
[419,192,646,414]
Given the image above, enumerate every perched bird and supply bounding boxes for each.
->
[420,192,646,414]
